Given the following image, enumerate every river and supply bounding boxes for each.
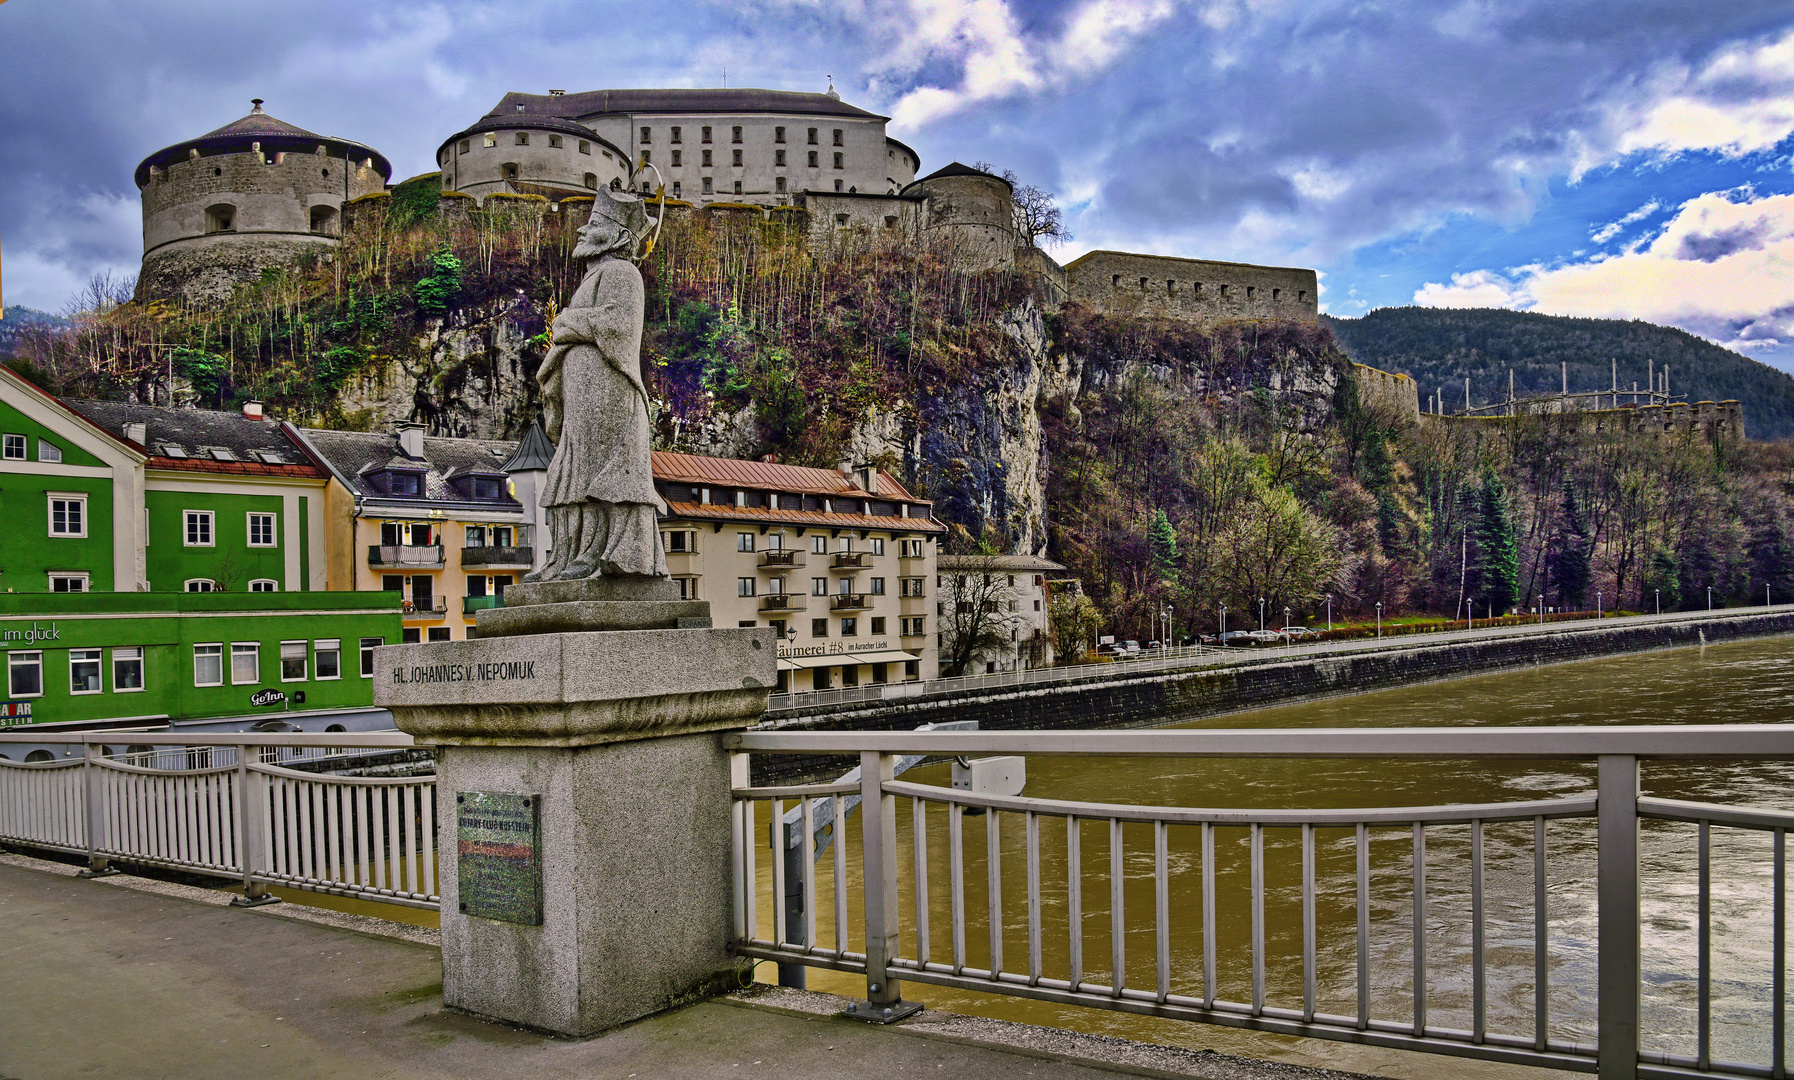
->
[272,634,1794,1079]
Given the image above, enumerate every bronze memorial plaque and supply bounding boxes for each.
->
[455,791,543,925]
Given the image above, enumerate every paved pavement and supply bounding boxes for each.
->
[0,856,1372,1080]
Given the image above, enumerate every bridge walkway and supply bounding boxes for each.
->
[0,853,1364,1080]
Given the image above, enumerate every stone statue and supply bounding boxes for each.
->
[526,188,668,582]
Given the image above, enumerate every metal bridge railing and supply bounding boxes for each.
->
[725,726,1794,1080]
[0,732,438,910]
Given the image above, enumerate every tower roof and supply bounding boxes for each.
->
[491,87,885,123]
[501,420,556,472]
[135,99,392,188]
[916,161,1010,189]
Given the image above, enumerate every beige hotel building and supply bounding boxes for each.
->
[650,451,944,693]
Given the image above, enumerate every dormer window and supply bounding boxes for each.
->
[378,470,423,496]
[208,448,236,462]
[471,476,503,499]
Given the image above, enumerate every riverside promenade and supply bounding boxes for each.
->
[0,852,1373,1080]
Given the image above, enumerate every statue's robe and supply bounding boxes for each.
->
[537,254,667,578]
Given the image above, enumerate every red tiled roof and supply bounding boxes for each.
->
[145,456,324,479]
[661,501,944,533]
[651,450,919,501]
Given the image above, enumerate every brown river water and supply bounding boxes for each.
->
[280,634,1794,1079]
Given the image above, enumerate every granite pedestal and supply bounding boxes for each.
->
[376,585,775,1036]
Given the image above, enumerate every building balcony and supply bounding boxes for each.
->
[758,550,805,570]
[463,595,504,614]
[461,545,533,569]
[831,593,871,611]
[759,593,806,612]
[831,552,870,571]
[401,596,448,619]
[369,544,445,569]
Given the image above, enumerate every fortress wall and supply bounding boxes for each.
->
[800,192,923,248]
[1064,251,1318,324]
[1430,400,1746,440]
[439,131,629,202]
[1352,363,1420,422]
[142,147,383,255]
[913,173,1017,271]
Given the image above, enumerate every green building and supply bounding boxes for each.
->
[0,367,400,730]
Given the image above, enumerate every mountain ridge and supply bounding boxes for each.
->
[1322,307,1794,439]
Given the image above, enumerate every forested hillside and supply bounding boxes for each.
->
[0,306,69,364]
[1324,307,1794,439]
[12,193,1794,646]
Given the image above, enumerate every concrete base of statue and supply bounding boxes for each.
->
[375,583,775,1037]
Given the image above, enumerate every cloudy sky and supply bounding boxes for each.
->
[5,0,1794,368]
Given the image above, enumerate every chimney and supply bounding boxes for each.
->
[122,422,146,445]
[398,423,426,460]
[241,400,264,421]
[857,466,877,493]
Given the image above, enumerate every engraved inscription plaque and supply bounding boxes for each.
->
[455,791,543,925]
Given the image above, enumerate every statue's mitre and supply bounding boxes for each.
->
[587,185,650,238]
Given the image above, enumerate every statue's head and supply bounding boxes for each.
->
[576,186,651,261]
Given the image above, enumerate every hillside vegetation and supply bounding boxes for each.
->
[1324,307,1794,439]
[12,197,1794,645]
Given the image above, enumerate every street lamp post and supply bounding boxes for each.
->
[1375,602,1382,638]
[1708,585,1713,611]
[1219,603,1227,636]
[1655,589,1660,615]
[1597,591,1603,619]
[782,626,798,693]
[1325,593,1333,631]
[1259,597,1266,633]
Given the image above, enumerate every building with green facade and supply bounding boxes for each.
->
[0,367,400,732]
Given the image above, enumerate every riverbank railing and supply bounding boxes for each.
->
[726,726,1794,1080]
[0,732,438,910]
[762,604,1793,715]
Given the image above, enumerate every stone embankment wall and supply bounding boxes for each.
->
[747,610,1794,783]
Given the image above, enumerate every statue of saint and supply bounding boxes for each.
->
[526,188,667,582]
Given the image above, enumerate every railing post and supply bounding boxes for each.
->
[232,745,278,907]
[76,741,116,877]
[1596,754,1639,1080]
[854,750,920,1021]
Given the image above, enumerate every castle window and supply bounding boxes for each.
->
[885,215,898,228]
[1167,280,1175,294]
[1140,277,1148,289]
[733,180,743,195]
[322,168,330,178]
[834,179,844,192]
[1272,288,1281,300]
[548,134,562,148]
[808,128,818,144]
[213,166,223,176]
[775,126,786,143]
[204,203,236,233]
[833,152,843,169]
[1112,274,1121,286]
[483,133,497,148]
[1193,282,1202,296]
[1246,286,1255,299]
[1298,290,1307,302]
[584,173,597,189]
[776,149,786,167]
[578,140,590,154]
[808,151,818,167]
[673,181,682,198]
[701,126,712,143]
[833,129,843,146]
[515,132,529,146]
[672,149,682,167]
[702,176,713,195]
[671,126,681,143]
[641,150,651,164]
[1219,284,1229,297]
[836,213,849,226]
[502,162,519,180]
[701,149,711,167]
[309,205,338,235]
[641,126,651,143]
[732,126,742,143]
[732,149,743,167]
[459,140,470,154]
[775,177,786,194]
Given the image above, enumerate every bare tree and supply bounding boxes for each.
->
[937,555,1026,677]
[972,162,1072,248]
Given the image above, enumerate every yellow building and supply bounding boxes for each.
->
[649,452,944,693]
[291,424,537,643]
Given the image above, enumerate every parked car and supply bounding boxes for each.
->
[1121,640,1142,657]
[1280,626,1316,639]
[1216,631,1257,646]
[1247,630,1283,644]
[1198,633,1223,646]
[1145,640,1162,651]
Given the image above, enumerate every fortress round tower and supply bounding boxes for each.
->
[902,162,1017,270]
[135,100,391,306]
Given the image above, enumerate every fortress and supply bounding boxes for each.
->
[132,88,1319,326]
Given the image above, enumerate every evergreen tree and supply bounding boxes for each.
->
[1547,482,1592,610]
[1645,549,1681,612]
[1147,509,1179,584]
[1474,471,1519,615]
